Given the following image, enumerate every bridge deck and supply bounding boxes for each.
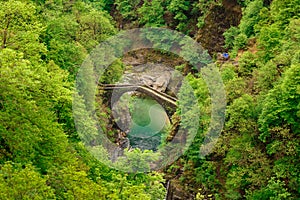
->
[99,84,178,107]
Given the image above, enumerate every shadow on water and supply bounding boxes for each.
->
[127,96,170,151]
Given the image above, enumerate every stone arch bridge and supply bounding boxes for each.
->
[98,84,178,115]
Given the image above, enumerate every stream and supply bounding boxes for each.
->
[127,96,170,151]
[111,55,191,199]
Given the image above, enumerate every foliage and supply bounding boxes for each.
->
[0,162,55,200]
[248,177,292,199]
[239,0,264,37]
[223,27,240,49]
[223,0,264,54]
[1,0,300,199]
[167,0,191,31]
[0,0,46,61]
[42,0,116,78]
[196,0,222,29]
[0,1,166,199]
[258,64,300,141]
[257,23,283,61]
[138,0,165,27]
[115,0,141,21]
[238,52,257,76]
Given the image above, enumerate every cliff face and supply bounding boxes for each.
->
[111,0,241,55]
[196,0,242,54]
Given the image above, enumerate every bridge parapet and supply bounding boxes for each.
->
[99,84,177,107]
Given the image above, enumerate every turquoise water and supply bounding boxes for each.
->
[128,97,170,151]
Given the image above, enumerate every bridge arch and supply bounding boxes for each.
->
[99,84,178,117]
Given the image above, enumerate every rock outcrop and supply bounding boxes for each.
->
[120,63,174,93]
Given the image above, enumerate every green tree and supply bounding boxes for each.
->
[258,64,300,197]
[223,27,240,50]
[0,49,73,171]
[0,0,46,61]
[138,0,165,27]
[259,64,300,141]
[239,0,264,37]
[238,52,257,76]
[48,164,108,199]
[167,0,190,31]
[43,2,116,77]
[248,177,292,200]
[270,0,300,27]
[115,0,141,21]
[76,9,116,51]
[0,162,55,200]
[257,23,283,61]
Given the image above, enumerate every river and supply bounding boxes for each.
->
[127,96,170,151]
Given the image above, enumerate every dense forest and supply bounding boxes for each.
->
[0,0,299,199]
